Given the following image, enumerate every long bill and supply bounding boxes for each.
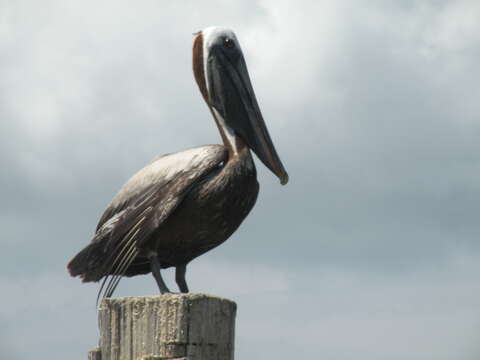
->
[207,48,289,185]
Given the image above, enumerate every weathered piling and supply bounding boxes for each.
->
[88,294,236,360]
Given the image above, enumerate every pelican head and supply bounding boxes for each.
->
[193,26,288,185]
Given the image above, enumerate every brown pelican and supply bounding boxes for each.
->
[67,26,288,301]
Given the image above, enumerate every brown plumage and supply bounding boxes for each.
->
[67,26,288,301]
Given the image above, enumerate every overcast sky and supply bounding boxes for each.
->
[1,1,480,359]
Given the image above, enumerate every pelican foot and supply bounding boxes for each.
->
[149,254,171,294]
[175,264,189,293]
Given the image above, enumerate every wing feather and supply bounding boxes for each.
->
[67,145,228,299]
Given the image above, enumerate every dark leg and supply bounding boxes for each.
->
[149,254,170,294]
[175,264,189,293]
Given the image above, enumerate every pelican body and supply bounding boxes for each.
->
[68,27,288,300]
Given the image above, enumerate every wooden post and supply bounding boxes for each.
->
[88,294,236,360]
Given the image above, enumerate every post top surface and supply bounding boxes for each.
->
[100,293,236,307]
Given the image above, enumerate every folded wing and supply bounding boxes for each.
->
[67,145,227,299]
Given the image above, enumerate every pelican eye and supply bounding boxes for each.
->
[223,37,235,49]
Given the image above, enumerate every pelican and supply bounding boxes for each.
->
[67,27,288,301]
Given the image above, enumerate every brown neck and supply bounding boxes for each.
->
[192,32,208,103]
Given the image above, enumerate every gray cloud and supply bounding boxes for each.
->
[1,0,480,359]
